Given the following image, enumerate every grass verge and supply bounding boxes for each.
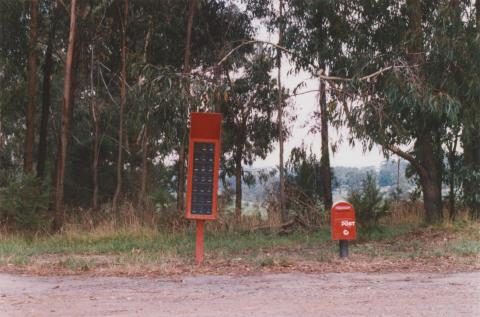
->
[0,221,478,275]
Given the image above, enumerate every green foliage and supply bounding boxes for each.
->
[221,50,282,181]
[461,167,480,211]
[0,175,51,232]
[1,0,479,231]
[347,173,390,237]
[286,145,323,203]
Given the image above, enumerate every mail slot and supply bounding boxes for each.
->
[331,201,356,241]
[185,112,222,221]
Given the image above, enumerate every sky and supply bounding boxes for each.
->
[250,18,386,169]
[252,65,386,168]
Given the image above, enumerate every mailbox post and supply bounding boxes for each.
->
[331,201,356,258]
[185,112,222,265]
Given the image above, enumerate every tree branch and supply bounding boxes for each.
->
[217,40,409,84]
[217,40,293,66]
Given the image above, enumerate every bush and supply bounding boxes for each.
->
[0,174,51,232]
[347,173,389,238]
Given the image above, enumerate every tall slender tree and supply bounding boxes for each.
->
[277,0,287,221]
[112,0,128,225]
[137,17,153,212]
[282,0,347,211]
[318,71,332,210]
[24,0,38,174]
[53,0,77,229]
[37,2,59,180]
[463,0,480,220]
[222,51,280,222]
[90,46,100,212]
[177,0,197,215]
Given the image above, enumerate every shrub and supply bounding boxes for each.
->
[347,173,390,238]
[0,174,51,232]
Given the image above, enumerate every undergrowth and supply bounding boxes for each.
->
[0,219,478,272]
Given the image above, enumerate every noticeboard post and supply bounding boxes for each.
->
[185,112,222,265]
[331,201,356,258]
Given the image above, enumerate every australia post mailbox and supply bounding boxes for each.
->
[331,201,356,258]
[331,201,356,240]
[185,112,222,265]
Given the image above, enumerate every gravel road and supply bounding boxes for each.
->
[1,272,479,316]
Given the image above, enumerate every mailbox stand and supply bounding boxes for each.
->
[331,201,356,259]
[195,220,205,264]
[185,112,222,265]
[339,240,349,258]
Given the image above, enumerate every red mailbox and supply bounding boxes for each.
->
[331,201,356,241]
[185,112,222,221]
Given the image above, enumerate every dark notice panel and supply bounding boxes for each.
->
[191,142,215,215]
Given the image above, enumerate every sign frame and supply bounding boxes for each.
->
[185,112,222,221]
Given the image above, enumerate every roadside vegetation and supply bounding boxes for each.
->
[1,1,479,276]
[1,207,478,275]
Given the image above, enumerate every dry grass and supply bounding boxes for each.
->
[0,218,478,276]
[1,199,478,276]
[384,201,425,225]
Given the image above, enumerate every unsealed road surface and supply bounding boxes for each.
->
[1,272,479,316]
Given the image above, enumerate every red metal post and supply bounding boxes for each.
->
[195,220,205,265]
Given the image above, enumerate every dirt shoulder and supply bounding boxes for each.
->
[0,252,479,277]
[1,271,479,317]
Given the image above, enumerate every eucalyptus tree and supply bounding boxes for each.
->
[221,50,281,221]
[277,0,287,221]
[0,1,29,174]
[53,0,77,229]
[461,0,480,220]
[24,0,38,174]
[36,1,62,180]
[281,0,352,210]
[111,0,128,225]
[335,0,478,223]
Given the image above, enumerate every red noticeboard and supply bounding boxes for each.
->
[331,201,356,240]
[185,112,222,221]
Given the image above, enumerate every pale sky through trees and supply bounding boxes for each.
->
[251,16,385,168]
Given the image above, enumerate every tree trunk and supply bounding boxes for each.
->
[419,173,443,223]
[90,46,100,212]
[406,0,444,223]
[37,4,58,180]
[277,0,287,222]
[319,75,332,210]
[0,108,4,156]
[177,0,197,215]
[446,134,458,221]
[447,152,456,221]
[177,143,186,214]
[91,98,100,212]
[137,19,152,216]
[416,136,444,223]
[24,0,38,174]
[138,126,148,216]
[234,150,242,222]
[183,0,196,74]
[406,0,423,66]
[53,0,77,230]
[112,0,128,225]
[397,158,400,193]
